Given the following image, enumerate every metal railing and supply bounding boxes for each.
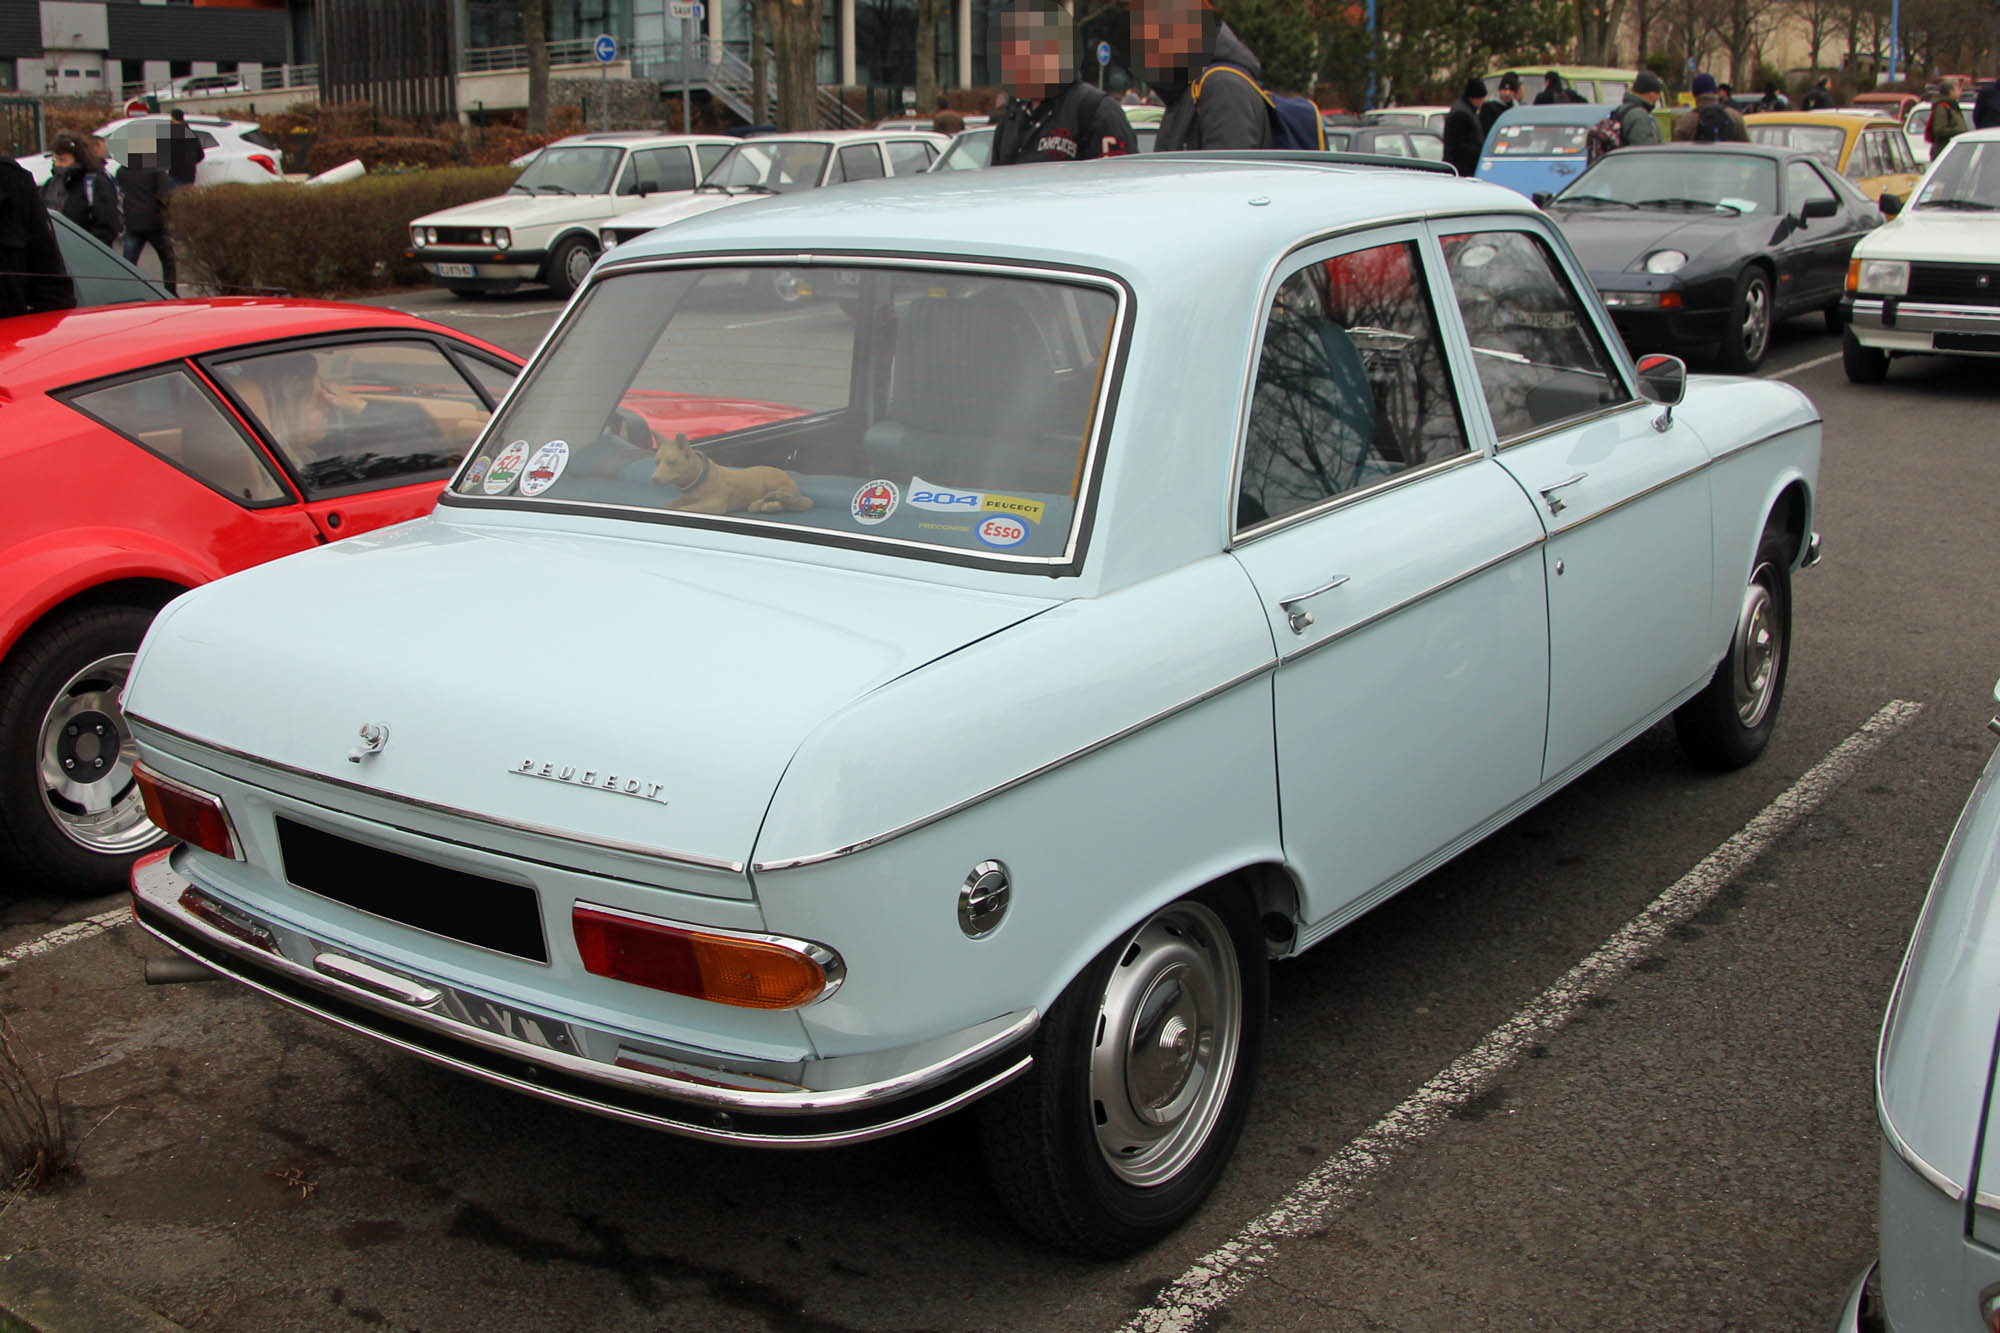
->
[462,38,610,73]
[460,38,864,129]
[117,63,318,104]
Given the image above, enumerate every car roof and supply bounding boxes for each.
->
[1592,142,1821,164]
[1489,103,1617,128]
[98,114,255,132]
[728,129,948,143]
[0,300,513,395]
[549,132,737,147]
[603,155,1529,275]
[1747,112,1887,126]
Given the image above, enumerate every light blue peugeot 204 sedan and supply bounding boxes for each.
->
[121,154,1822,1256]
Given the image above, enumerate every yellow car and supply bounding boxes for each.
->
[1744,112,1921,202]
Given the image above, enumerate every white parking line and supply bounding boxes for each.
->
[1772,350,1843,380]
[1122,699,1924,1333]
[0,906,131,971]
[429,306,561,321]
[722,310,829,331]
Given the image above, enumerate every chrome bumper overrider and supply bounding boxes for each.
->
[132,849,1037,1147]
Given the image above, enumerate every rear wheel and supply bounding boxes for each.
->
[1842,328,1890,383]
[1717,266,1773,373]
[1674,527,1791,770]
[0,604,167,894]
[977,887,1267,1256]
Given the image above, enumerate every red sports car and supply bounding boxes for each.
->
[0,299,522,895]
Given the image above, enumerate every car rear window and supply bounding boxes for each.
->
[1489,124,1589,156]
[449,263,1124,569]
[1745,123,1845,170]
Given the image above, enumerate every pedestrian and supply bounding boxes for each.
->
[117,128,177,294]
[1133,0,1269,151]
[990,0,1136,165]
[0,154,75,317]
[1480,70,1520,137]
[933,108,966,136]
[1673,73,1749,142]
[1756,81,1787,111]
[1442,77,1487,177]
[1802,74,1835,110]
[41,132,121,246]
[1618,71,1664,146]
[1927,80,1968,155]
[1533,70,1567,105]
[1975,78,2000,130]
[165,107,205,189]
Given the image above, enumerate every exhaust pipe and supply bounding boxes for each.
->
[144,956,219,985]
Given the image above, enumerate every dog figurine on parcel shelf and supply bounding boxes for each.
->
[651,431,813,515]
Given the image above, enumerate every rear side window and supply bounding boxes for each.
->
[632,146,695,194]
[833,144,885,182]
[66,369,290,504]
[887,140,933,175]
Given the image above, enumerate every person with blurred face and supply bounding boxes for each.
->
[118,130,177,294]
[1132,0,1270,151]
[990,0,1136,165]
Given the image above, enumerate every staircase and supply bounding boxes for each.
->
[634,39,863,130]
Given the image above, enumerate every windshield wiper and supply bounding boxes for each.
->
[696,182,730,192]
[506,183,533,194]
[1637,197,1740,213]
[1917,198,1999,211]
[1557,194,1638,209]
[535,184,575,195]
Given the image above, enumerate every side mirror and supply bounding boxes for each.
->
[1531,190,1554,209]
[1878,191,1904,217]
[1802,196,1839,221]
[1635,352,1687,428]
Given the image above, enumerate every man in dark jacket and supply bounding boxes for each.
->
[1975,79,2000,130]
[1802,75,1835,110]
[1534,70,1578,105]
[991,1,1137,165]
[1617,71,1664,146]
[165,109,205,189]
[1674,73,1749,142]
[117,130,176,293]
[0,156,74,317]
[1134,0,1269,152]
[1479,71,1520,136]
[1442,78,1486,177]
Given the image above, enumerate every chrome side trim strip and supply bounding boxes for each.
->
[1544,460,1711,538]
[753,657,1279,872]
[1278,536,1543,667]
[1705,418,1820,462]
[1881,1107,1967,1202]
[125,713,747,876]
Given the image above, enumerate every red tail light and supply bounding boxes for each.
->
[248,153,279,175]
[134,764,240,859]
[572,903,841,1010]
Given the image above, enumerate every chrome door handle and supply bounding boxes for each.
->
[1278,574,1350,634]
[1539,472,1588,516]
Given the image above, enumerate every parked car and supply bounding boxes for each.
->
[1545,143,1882,371]
[1837,680,2000,1333]
[14,115,282,188]
[123,155,1821,1255]
[406,132,739,298]
[1361,104,1449,133]
[163,73,248,99]
[1852,91,1922,122]
[1482,65,1638,106]
[1745,112,1922,201]
[871,114,989,132]
[1324,124,1444,162]
[1842,127,2000,382]
[0,302,521,894]
[1475,102,1613,197]
[1901,98,1981,163]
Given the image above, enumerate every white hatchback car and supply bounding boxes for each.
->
[16,115,282,188]
[407,132,739,298]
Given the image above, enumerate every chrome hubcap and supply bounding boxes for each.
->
[1732,564,1781,728]
[1090,901,1241,1187]
[37,651,162,854]
[1741,279,1771,361]
[565,244,593,287]
[772,270,805,304]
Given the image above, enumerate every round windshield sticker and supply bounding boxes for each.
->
[484,440,532,495]
[851,479,899,526]
[517,440,570,497]
[463,455,492,490]
[975,513,1031,549]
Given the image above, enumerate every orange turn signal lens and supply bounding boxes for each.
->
[134,764,240,859]
[1659,291,1684,309]
[1847,258,1862,292]
[572,903,841,1010]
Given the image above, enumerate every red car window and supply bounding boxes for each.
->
[65,369,291,505]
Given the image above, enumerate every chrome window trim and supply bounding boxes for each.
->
[125,712,748,876]
[1492,396,1647,452]
[1230,451,1483,548]
[1881,1106,1967,1201]
[752,657,1278,872]
[456,252,1130,573]
[1277,534,1544,667]
[1547,459,1712,537]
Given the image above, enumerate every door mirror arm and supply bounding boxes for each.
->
[1633,352,1687,431]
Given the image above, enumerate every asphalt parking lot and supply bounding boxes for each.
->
[2,292,1996,1331]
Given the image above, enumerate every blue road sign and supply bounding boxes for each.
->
[594,33,617,63]
[1096,40,1112,67]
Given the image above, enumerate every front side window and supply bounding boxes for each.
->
[1440,229,1629,441]
[632,146,696,194]
[452,265,1120,567]
[210,340,491,498]
[1785,160,1838,214]
[1237,240,1470,531]
[886,140,933,175]
[833,143,885,182]
[66,369,289,504]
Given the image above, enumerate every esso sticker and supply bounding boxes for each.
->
[976,514,1030,549]
[484,439,532,495]
[517,440,569,497]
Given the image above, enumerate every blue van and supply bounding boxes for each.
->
[1475,103,1613,197]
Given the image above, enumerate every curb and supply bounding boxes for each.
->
[0,1251,185,1332]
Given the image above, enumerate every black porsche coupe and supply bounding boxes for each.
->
[1542,143,1889,372]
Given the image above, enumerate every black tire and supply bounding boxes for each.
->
[543,236,596,299]
[0,604,167,895]
[1717,266,1774,373]
[1674,527,1792,770]
[1823,299,1846,335]
[977,885,1267,1256]
[1842,327,1890,383]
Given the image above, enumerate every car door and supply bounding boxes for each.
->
[1227,229,1552,931]
[1781,159,1851,309]
[202,336,510,540]
[1435,221,1714,783]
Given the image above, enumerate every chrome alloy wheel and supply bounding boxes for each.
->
[1090,900,1243,1187]
[1739,276,1772,364]
[562,241,595,290]
[37,651,157,854]
[1732,562,1783,729]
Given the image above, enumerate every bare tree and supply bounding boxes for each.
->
[1796,0,1844,71]
[751,0,772,123]
[774,0,820,130]
[524,0,550,134]
[916,0,940,115]
[1701,0,1779,87]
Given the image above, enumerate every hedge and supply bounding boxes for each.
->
[306,135,457,174]
[171,166,520,298]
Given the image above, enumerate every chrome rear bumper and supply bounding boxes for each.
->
[132,848,1036,1147]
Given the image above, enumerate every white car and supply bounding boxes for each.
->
[1902,99,1979,163]
[1362,106,1451,134]
[599,129,947,261]
[16,115,281,187]
[407,132,739,298]
[1842,127,2000,382]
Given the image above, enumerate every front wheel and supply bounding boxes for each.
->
[1842,328,1890,383]
[1717,267,1773,373]
[1674,528,1792,770]
[977,887,1267,1256]
[543,236,596,299]
[1822,299,1846,335]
